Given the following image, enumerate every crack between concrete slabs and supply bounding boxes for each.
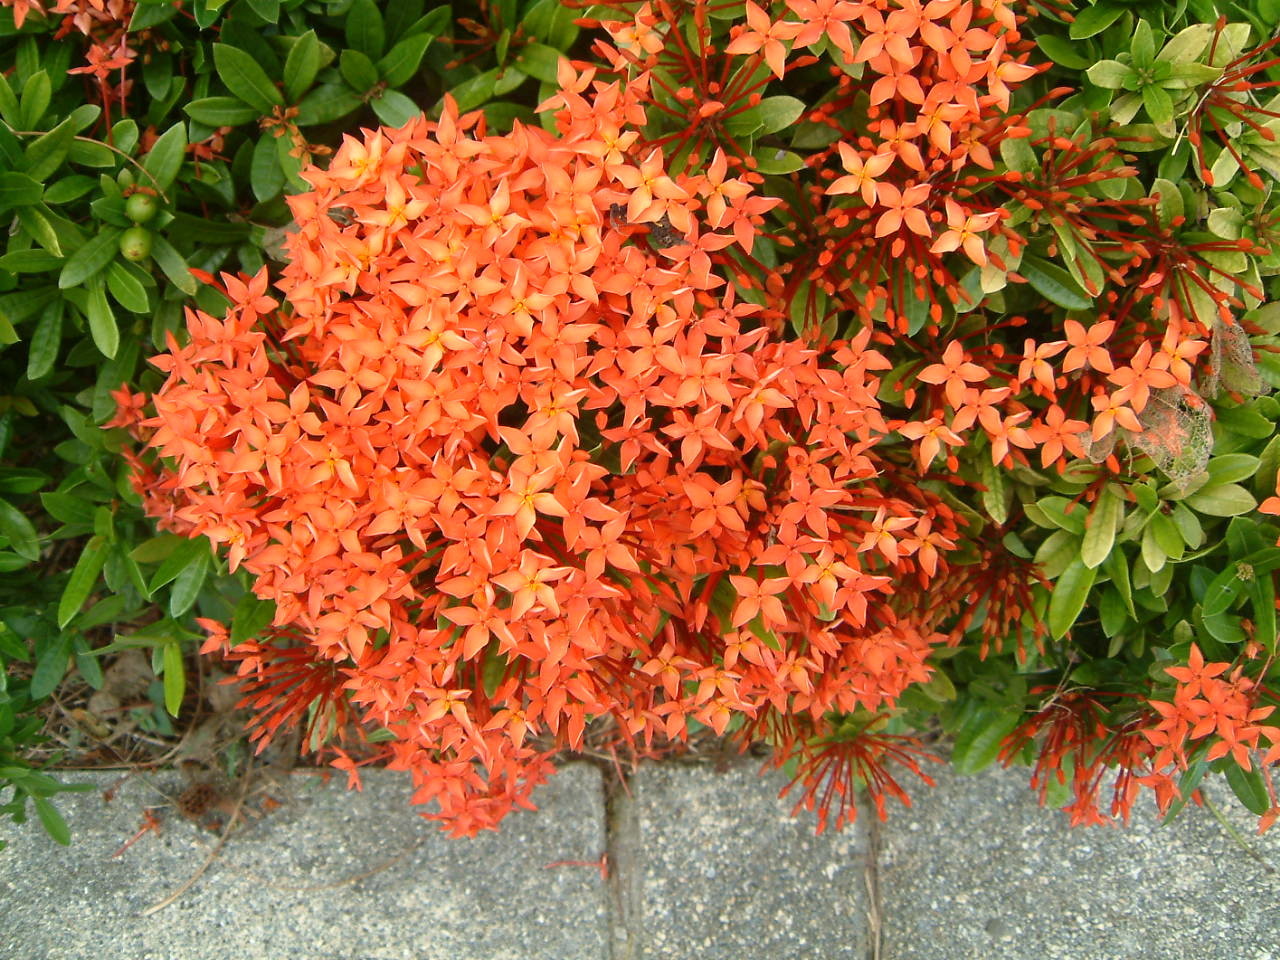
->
[863,803,884,960]
[603,768,643,960]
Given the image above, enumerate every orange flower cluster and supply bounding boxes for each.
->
[1145,644,1280,830]
[2,0,138,121]
[118,80,963,833]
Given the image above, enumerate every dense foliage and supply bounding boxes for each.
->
[4,0,1280,845]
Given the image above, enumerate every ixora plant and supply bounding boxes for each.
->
[50,0,1280,839]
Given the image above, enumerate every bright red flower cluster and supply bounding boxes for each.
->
[117,76,966,833]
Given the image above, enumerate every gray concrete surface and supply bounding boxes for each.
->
[0,764,609,960]
[880,763,1280,960]
[632,759,870,960]
[5,754,1280,959]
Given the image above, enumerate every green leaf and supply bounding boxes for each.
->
[377,31,434,87]
[1049,558,1097,639]
[58,228,121,289]
[1206,454,1259,486]
[213,43,283,113]
[106,261,150,314]
[1022,255,1091,310]
[339,49,380,92]
[0,171,42,208]
[1248,569,1276,654]
[17,205,63,256]
[980,458,1008,525]
[184,97,259,126]
[514,42,563,85]
[149,235,196,295]
[724,96,806,139]
[1037,34,1090,69]
[250,134,285,202]
[1202,563,1248,618]
[1141,84,1174,127]
[345,0,387,59]
[57,535,108,629]
[1185,483,1256,517]
[295,84,363,126]
[246,0,279,23]
[1081,485,1122,569]
[32,795,71,846]
[952,706,1022,775]
[26,300,62,381]
[1070,4,1125,39]
[444,69,498,114]
[283,30,321,103]
[521,0,580,49]
[147,536,206,593]
[162,641,185,717]
[141,122,185,192]
[1157,23,1214,63]
[1224,763,1270,816]
[1104,549,1135,617]
[86,277,118,359]
[752,149,806,175]
[1131,20,1155,69]
[371,89,420,128]
[31,635,72,700]
[231,592,276,644]
[0,500,39,561]
[1086,59,1134,90]
[167,547,209,618]
[999,136,1037,174]
[20,70,51,129]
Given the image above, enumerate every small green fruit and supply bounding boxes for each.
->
[125,192,158,224]
[119,226,153,262]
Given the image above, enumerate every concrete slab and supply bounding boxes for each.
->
[0,763,609,960]
[633,758,870,960]
[880,763,1280,960]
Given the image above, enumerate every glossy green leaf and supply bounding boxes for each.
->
[0,500,39,562]
[25,300,63,381]
[32,795,71,846]
[30,635,72,699]
[162,641,185,717]
[377,31,434,87]
[213,43,283,113]
[345,0,386,59]
[952,706,1022,775]
[141,122,185,192]
[149,235,196,295]
[86,278,118,359]
[295,83,362,126]
[515,42,562,85]
[57,535,108,628]
[1081,485,1122,569]
[1049,558,1097,639]
[231,592,276,644]
[340,49,380,92]
[1185,483,1256,517]
[1070,4,1125,38]
[58,228,121,289]
[167,547,209,618]
[724,96,806,139]
[1225,763,1270,816]
[283,31,321,103]
[250,134,285,202]
[184,96,259,126]
[1022,255,1091,310]
[1037,34,1090,69]
[371,89,419,127]
[0,171,42,208]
